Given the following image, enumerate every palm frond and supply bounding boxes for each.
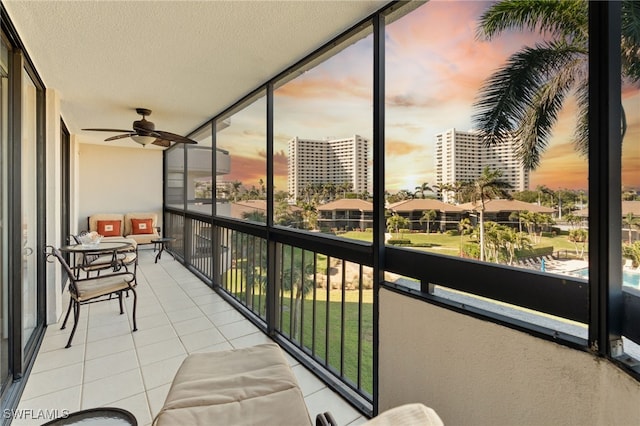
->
[516,58,583,169]
[473,41,585,151]
[477,0,587,42]
[622,0,640,83]
[573,80,589,158]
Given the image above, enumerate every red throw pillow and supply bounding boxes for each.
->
[97,220,121,237]
[131,218,154,235]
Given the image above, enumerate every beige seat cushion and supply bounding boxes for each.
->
[153,343,312,426]
[75,273,135,302]
[124,212,161,244]
[363,403,444,426]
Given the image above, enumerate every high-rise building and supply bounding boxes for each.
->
[435,128,529,203]
[288,135,370,201]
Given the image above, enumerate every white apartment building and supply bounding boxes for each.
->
[288,135,370,201]
[435,128,529,203]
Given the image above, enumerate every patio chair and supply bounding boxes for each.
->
[45,245,138,348]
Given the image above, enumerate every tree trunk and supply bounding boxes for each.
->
[479,209,485,262]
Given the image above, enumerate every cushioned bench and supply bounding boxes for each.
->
[88,212,161,246]
[152,343,312,426]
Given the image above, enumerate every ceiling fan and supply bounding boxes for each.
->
[83,108,197,147]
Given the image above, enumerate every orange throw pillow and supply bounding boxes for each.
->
[131,218,154,235]
[97,220,121,237]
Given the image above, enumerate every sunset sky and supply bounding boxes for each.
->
[214,0,640,194]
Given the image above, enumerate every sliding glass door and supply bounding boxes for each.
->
[20,69,38,352]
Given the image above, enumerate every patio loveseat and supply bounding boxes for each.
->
[88,212,161,246]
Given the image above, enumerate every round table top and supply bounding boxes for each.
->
[58,241,133,253]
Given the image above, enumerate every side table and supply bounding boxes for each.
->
[151,237,176,263]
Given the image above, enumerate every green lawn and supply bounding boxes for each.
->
[341,230,580,257]
[222,272,374,396]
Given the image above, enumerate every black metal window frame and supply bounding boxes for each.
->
[0,4,48,424]
[164,0,638,415]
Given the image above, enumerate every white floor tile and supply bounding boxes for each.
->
[31,345,85,374]
[81,369,145,408]
[179,327,226,352]
[136,337,186,366]
[305,388,361,426]
[85,333,135,360]
[83,349,139,383]
[140,355,186,390]
[15,386,82,425]
[218,319,260,340]
[132,324,177,348]
[110,392,152,426]
[23,363,83,402]
[292,364,327,397]
[171,316,213,337]
[146,384,171,419]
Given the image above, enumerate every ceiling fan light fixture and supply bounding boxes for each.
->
[131,135,156,146]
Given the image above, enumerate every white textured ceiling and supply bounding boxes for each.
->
[4,0,388,147]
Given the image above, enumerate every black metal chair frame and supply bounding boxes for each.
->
[45,245,138,348]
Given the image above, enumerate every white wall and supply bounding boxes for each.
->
[379,288,640,426]
[76,143,163,232]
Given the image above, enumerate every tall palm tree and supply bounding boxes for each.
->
[457,217,474,256]
[419,209,438,233]
[473,0,640,170]
[415,182,432,199]
[462,167,513,261]
[623,212,637,244]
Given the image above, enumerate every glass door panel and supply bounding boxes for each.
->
[21,69,37,352]
[0,34,10,391]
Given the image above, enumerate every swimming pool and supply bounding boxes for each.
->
[573,267,640,289]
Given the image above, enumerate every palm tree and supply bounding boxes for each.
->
[230,180,242,202]
[415,182,432,199]
[473,0,640,170]
[419,209,438,233]
[623,212,637,244]
[457,217,474,256]
[462,167,513,261]
[509,211,522,232]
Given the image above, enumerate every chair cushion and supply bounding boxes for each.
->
[153,343,312,426]
[74,274,135,302]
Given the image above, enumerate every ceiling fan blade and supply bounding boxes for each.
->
[83,128,133,133]
[151,139,171,148]
[151,130,197,144]
[104,133,135,142]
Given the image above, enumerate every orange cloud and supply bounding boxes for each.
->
[276,74,371,101]
[385,139,423,156]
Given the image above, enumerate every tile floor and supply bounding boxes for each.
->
[14,249,365,426]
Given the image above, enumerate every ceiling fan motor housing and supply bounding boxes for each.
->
[133,118,155,135]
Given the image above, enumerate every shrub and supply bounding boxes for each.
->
[387,239,412,246]
[411,243,432,247]
[462,243,480,259]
